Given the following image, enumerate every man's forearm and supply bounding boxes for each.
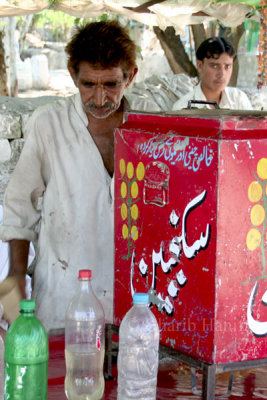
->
[9,239,30,276]
[9,239,30,297]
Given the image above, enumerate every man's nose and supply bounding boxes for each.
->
[217,66,225,78]
[94,85,106,106]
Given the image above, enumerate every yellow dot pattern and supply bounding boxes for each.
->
[121,203,128,220]
[251,204,265,226]
[119,160,145,250]
[120,182,127,199]
[122,224,129,239]
[257,158,267,180]
[246,228,261,251]
[136,162,145,181]
[131,225,138,241]
[127,162,134,179]
[131,181,139,198]
[119,159,126,175]
[248,181,263,203]
[131,204,139,220]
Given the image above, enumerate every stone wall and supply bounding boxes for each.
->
[0,84,266,203]
[0,96,61,204]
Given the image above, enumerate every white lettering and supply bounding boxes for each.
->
[130,191,211,316]
[168,281,179,298]
[139,258,148,276]
[177,269,187,286]
[178,190,210,259]
[247,282,267,337]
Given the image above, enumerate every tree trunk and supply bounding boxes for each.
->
[19,14,34,56]
[0,30,8,96]
[191,24,206,56]
[6,17,18,97]
[219,23,244,87]
[153,26,198,77]
[229,24,245,87]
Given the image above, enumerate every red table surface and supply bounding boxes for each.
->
[48,335,267,400]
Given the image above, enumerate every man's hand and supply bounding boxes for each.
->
[0,326,7,341]
[9,239,30,298]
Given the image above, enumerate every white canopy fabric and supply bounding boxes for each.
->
[0,0,260,33]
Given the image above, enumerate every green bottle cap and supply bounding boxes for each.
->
[20,299,36,311]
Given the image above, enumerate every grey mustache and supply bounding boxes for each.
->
[85,102,115,110]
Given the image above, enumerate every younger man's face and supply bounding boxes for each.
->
[197,52,234,95]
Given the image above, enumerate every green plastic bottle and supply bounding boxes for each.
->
[4,299,49,400]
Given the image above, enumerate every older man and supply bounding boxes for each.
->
[0,21,138,331]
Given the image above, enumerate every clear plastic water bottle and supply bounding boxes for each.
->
[4,299,49,400]
[65,269,105,400]
[117,292,160,400]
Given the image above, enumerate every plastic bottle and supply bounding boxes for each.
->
[65,269,105,400]
[0,333,4,400]
[117,292,160,400]
[0,302,5,400]
[4,299,49,400]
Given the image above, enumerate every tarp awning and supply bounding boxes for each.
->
[0,0,263,32]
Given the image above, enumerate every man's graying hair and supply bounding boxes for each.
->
[196,37,236,61]
[65,20,137,78]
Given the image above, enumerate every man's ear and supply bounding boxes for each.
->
[196,60,202,73]
[68,67,78,87]
[126,67,138,87]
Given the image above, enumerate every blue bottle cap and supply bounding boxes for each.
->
[133,293,149,305]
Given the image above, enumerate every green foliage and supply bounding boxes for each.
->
[75,13,121,27]
[16,11,124,42]
[214,0,260,8]
[244,19,260,52]
[33,10,77,41]
[34,10,76,29]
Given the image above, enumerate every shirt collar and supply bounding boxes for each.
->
[195,83,208,103]
[74,92,88,126]
[196,83,229,109]
[219,87,233,108]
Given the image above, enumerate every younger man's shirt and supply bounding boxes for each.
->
[172,83,253,110]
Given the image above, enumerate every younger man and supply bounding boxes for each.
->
[172,37,252,110]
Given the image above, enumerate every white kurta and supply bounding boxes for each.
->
[172,83,253,110]
[0,93,114,332]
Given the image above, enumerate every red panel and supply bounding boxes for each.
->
[215,139,267,363]
[114,128,218,363]
[123,111,267,140]
[114,112,267,365]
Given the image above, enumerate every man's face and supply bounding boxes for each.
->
[70,62,134,119]
[197,52,234,95]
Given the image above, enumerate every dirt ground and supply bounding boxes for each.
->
[18,69,77,98]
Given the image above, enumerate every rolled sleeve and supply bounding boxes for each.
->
[0,116,46,243]
[0,225,37,242]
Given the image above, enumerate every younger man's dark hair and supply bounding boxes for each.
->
[65,20,137,78]
[196,37,236,61]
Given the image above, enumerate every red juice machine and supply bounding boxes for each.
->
[110,110,267,399]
